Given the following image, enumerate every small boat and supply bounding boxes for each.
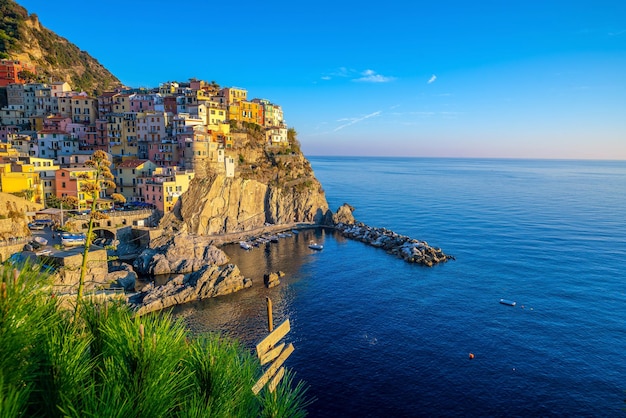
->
[499,299,516,306]
[33,236,48,246]
[308,242,324,251]
[239,241,253,250]
[61,233,86,247]
[291,230,299,235]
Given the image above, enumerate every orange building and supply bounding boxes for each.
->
[0,59,36,87]
[54,167,112,210]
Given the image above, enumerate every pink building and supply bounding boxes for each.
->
[43,115,72,132]
[130,94,157,113]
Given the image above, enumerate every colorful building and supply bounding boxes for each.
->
[137,167,195,214]
[54,167,112,210]
[20,156,59,202]
[0,60,36,87]
[113,159,157,202]
[219,87,247,105]
[37,129,80,165]
[71,94,98,124]
[0,161,43,203]
[7,133,37,158]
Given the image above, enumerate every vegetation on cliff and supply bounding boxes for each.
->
[0,0,120,94]
[0,264,311,417]
[228,123,311,186]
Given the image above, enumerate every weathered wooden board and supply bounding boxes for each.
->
[252,343,294,395]
[256,319,290,358]
[259,343,285,366]
[268,367,285,393]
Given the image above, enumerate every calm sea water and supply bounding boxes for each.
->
[173,157,626,417]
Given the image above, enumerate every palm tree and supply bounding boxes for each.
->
[74,151,116,320]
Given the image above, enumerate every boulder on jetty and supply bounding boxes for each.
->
[332,203,356,225]
[133,234,228,276]
[128,263,252,316]
[335,222,454,266]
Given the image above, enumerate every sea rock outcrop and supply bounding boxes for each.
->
[133,234,228,276]
[335,222,454,266]
[332,203,356,225]
[128,263,252,315]
[264,271,285,288]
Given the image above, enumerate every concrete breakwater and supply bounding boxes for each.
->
[334,222,454,266]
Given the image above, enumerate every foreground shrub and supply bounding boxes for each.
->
[0,264,311,417]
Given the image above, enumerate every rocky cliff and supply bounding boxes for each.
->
[160,132,331,237]
[162,174,330,236]
[0,0,120,94]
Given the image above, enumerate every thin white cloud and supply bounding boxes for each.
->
[334,111,382,131]
[428,74,437,84]
[320,67,352,80]
[353,69,395,83]
[321,67,395,83]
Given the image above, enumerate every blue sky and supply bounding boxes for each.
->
[17,0,626,159]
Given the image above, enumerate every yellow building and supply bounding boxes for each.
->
[112,94,132,113]
[114,159,158,202]
[228,100,263,126]
[0,141,20,162]
[0,162,43,203]
[138,167,195,214]
[108,113,138,160]
[71,95,98,123]
[220,87,247,105]
[20,157,59,202]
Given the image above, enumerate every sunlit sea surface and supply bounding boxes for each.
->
[172,157,626,417]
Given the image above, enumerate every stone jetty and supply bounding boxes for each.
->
[334,222,454,266]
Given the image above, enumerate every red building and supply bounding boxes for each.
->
[0,59,36,87]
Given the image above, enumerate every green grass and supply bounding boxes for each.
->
[0,263,312,417]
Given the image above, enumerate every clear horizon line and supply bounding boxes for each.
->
[303,154,626,162]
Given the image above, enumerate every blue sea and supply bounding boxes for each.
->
[173,157,626,417]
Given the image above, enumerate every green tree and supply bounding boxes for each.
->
[287,127,301,153]
[74,151,115,320]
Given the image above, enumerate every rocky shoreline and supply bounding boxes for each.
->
[334,222,454,266]
[125,203,453,315]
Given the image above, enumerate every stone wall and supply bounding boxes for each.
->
[49,248,109,293]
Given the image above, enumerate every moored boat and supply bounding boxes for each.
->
[61,233,86,247]
[499,299,516,306]
[308,242,323,251]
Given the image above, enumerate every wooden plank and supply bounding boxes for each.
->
[255,319,290,358]
[252,343,294,395]
[268,367,285,393]
[259,343,285,366]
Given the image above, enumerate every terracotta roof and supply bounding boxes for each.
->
[116,159,148,168]
[38,129,69,135]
